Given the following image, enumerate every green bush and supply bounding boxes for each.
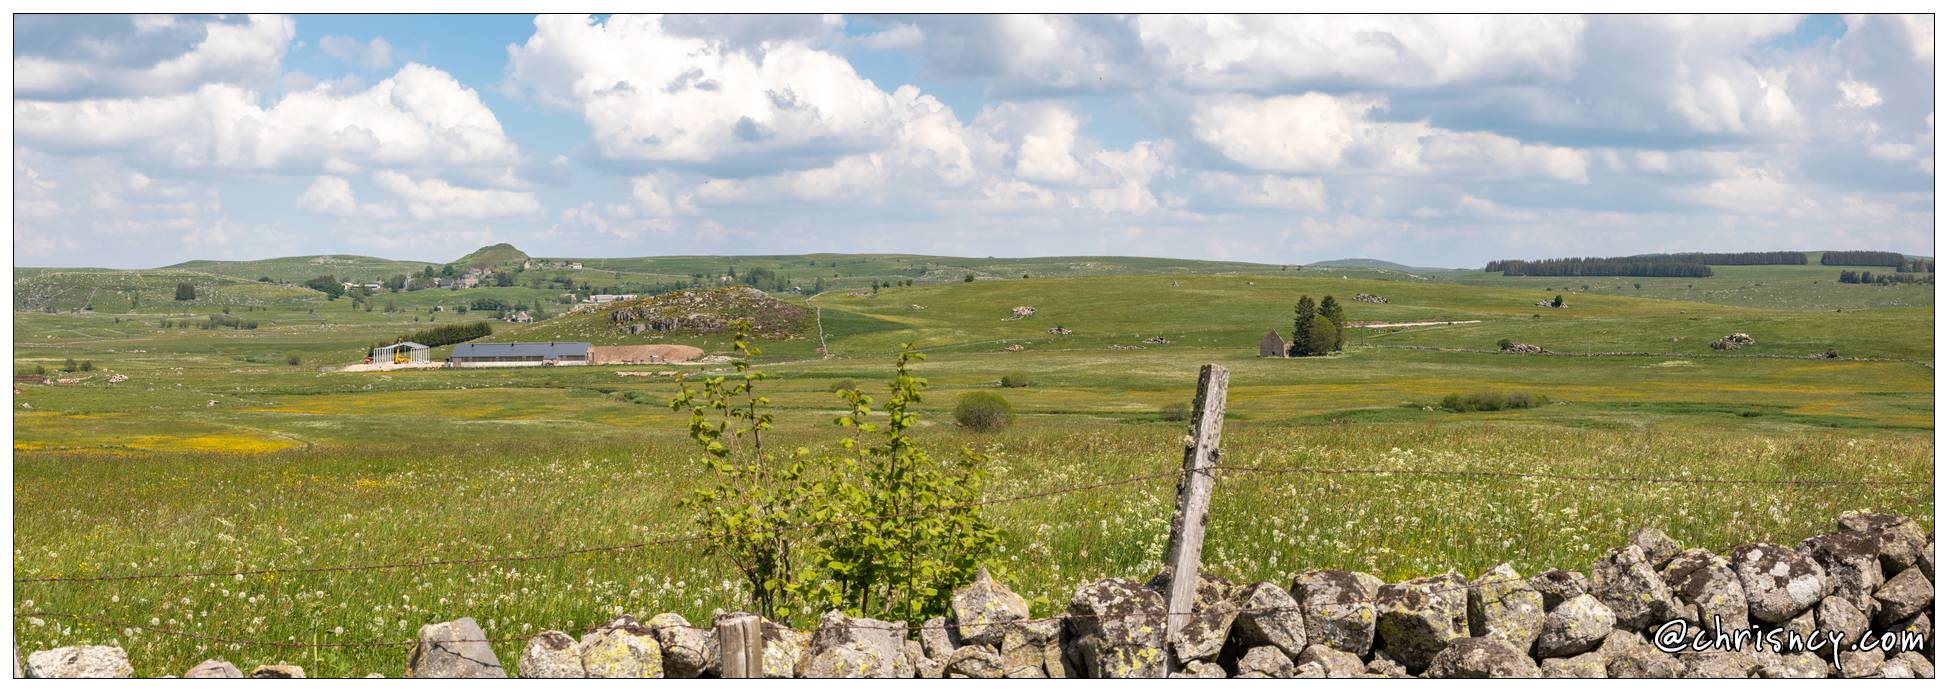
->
[1439,391,1548,412]
[998,371,1031,388]
[285,352,303,366]
[954,391,1015,432]
[1159,401,1190,422]
[1496,338,1514,351]
[829,379,857,393]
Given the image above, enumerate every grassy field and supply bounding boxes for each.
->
[11,251,1934,676]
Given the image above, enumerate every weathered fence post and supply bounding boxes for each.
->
[1161,364,1228,676]
[716,614,765,678]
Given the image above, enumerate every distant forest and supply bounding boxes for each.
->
[1820,251,1931,272]
[1484,251,1811,277]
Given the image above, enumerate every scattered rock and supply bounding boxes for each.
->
[802,610,910,679]
[1170,660,1226,678]
[1660,548,1751,635]
[517,631,585,678]
[1540,651,1609,678]
[920,617,959,661]
[1466,563,1545,651]
[1535,594,1615,658]
[952,567,1028,646]
[1373,572,1470,673]
[1629,527,1684,569]
[1290,570,1381,656]
[1352,293,1389,304]
[1002,344,1025,352]
[647,613,714,678]
[940,646,1003,679]
[1425,636,1542,678]
[407,617,506,678]
[1009,306,1037,319]
[26,646,133,678]
[1232,581,1308,657]
[1596,630,1681,678]
[1529,569,1590,610]
[1872,567,1932,626]
[1797,531,1885,616]
[1591,544,1681,631]
[579,616,664,678]
[1234,646,1293,678]
[1839,512,1930,576]
[183,659,243,678]
[1296,644,1364,678]
[1729,543,1829,624]
[1047,326,1073,336]
[1500,342,1548,354]
[1065,578,1167,678]
[247,664,306,679]
[1881,651,1934,679]
[1755,651,1829,678]
[1710,333,1755,350]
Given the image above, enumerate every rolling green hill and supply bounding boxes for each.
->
[454,243,531,268]
[166,255,437,284]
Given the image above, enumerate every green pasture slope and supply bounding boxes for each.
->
[11,250,1934,675]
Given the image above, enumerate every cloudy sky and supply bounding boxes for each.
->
[12,13,1935,268]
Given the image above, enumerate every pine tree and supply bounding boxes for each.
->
[1291,296,1316,356]
[1318,295,1345,351]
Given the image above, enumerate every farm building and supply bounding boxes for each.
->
[373,341,430,364]
[449,342,590,367]
[1258,329,1288,357]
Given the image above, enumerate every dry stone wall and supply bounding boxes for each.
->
[21,513,1934,678]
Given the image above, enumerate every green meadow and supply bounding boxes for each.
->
[12,252,1934,675]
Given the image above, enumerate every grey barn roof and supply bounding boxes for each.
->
[450,342,591,359]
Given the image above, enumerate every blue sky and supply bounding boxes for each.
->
[13,14,1935,268]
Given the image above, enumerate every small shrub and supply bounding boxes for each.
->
[828,379,857,393]
[1496,338,1514,351]
[286,352,303,366]
[954,391,1015,432]
[998,371,1031,388]
[78,361,95,372]
[1159,401,1190,422]
[1439,391,1547,413]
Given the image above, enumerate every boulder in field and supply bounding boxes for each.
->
[407,617,506,678]
[25,646,132,678]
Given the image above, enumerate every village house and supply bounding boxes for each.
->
[583,294,638,304]
[567,262,584,270]
[449,342,590,367]
[505,310,533,323]
[1259,329,1288,357]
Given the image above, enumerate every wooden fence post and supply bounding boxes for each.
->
[1162,363,1228,676]
[716,614,765,678]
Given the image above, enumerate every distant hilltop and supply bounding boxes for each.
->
[1306,258,1451,272]
[453,243,530,268]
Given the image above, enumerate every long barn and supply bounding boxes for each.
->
[449,342,591,367]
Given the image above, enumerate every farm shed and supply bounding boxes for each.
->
[449,342,591,367]
[373,341,430,364]
[1258,329,1288,357]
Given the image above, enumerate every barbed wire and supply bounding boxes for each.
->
[1217,464,1932,487]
